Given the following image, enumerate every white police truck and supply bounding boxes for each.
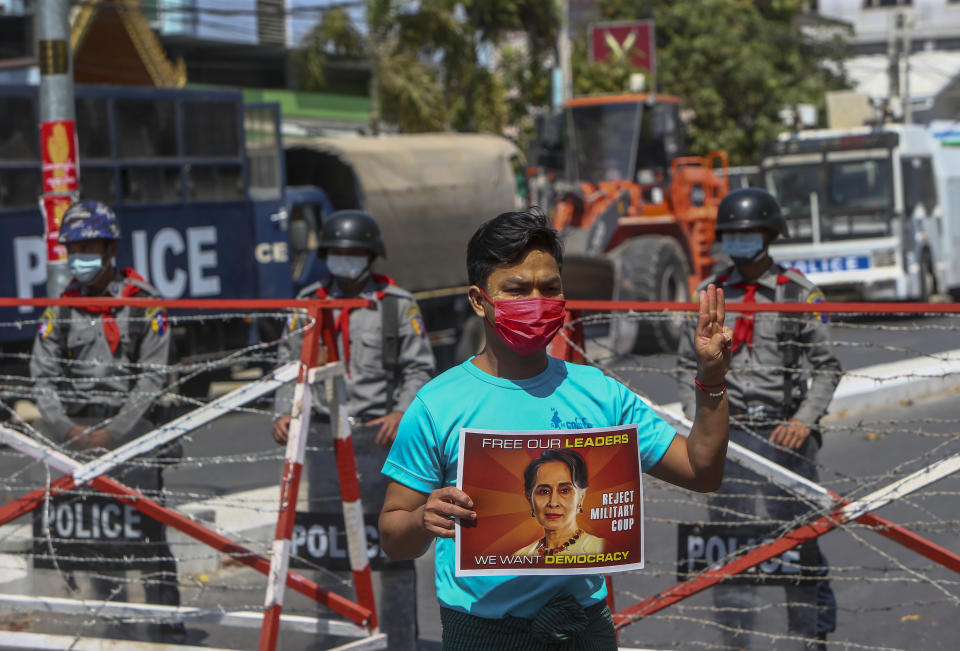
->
[761,122,960,301]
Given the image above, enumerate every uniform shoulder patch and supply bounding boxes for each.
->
[285,312,299,333]
[38,307,56,339]
[146,306,168,335]
[806,289,828,323]
[406,304,426,337]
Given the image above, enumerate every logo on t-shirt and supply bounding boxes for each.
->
[549,407,593,430]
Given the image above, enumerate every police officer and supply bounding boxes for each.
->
[272,210,435,651]
[678,188,841,651]
[30,200,185,643]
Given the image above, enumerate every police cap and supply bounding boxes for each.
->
[318,210,386,259]
[715,188,789,239]
[58,200,121,243]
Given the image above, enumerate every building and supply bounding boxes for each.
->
[0,0,186,87]
[0,0,371,134]
[815,0,960,54]
[813,0,960,123]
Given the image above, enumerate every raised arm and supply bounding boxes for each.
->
[649,284,732,492]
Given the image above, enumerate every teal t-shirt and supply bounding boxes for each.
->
[382,356,677,619]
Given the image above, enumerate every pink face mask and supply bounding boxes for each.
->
[479,288,567,357]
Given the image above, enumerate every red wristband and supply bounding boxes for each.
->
[695,377,726,398]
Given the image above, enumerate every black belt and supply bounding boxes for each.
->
[729,407,784,421]
[311,412,383,427]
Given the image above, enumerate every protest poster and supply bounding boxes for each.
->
[456,425,644,576]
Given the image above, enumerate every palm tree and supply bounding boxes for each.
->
[297,2,446,133]
[414,0,559,132]
[296,0,558,134]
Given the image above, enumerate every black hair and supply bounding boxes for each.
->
[466,207,563,290]
[523,449,589,499]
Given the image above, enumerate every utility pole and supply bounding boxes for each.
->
[557,0,572,104]
[886,10,901,123]
[902,12,913,125]
[37,0,78,297]
[555,0,577,181]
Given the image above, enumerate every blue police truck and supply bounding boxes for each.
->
[0,85,331,385]
[0,84,523,385]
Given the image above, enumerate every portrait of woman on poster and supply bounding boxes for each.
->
[513,449,606,557]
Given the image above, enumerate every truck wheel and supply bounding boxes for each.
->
[609,236,692,355]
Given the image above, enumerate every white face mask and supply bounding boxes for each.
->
[326,253,370,280]
[721,232,765,262]
[67,253,105,284]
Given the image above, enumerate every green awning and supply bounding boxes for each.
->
[241,88,369,124]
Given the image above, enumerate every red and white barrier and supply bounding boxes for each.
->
[551,299,960,635]
[0,297,382,651]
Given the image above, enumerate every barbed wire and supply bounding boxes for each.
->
[556,309,959,650]
[0,307,957,646]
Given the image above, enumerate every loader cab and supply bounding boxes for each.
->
[565,94,684,190]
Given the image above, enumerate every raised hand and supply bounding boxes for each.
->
[694,284,732,385]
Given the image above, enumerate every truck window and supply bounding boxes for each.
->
[183,101,241,158]
[901,156,938,217]
[245,105,282,201]
[828,159,891,212]
[0,96,39,160]
[76,97,111,160]
[81,167,117,203]
[116,99,177,159]
[634,102,681,173]
[121,166,181,203]
[570,103,639,184]
[767,163,822,217]
[188,165,244,200]
[0,169,41,208]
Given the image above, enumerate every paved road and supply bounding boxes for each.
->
[2,314,958,649]
[609,389,960,651]
[13,389,954,650]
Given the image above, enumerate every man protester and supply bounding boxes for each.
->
[678,188,842,651]
[272,209,435,651]
[379,208,732,649]
[30,200,185,643]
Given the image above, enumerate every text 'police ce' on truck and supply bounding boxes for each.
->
[0,85,521,389]
[761,122,960,302]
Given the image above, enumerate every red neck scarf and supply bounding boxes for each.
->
[314,274,396,374]
[718,269,792,355]
[62,268,145,354]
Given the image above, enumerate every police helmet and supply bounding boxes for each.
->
[318,210,386,259]
[58,200,121,243]
[715,188,789,239]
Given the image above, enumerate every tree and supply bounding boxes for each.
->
[416,0,559,133]
[573,0,850,164]
[295,7,366,92]
[296,1,556,135]
[296,2,446,133]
